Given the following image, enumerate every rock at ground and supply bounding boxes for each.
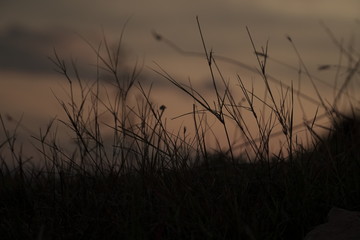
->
[305,207,360,240]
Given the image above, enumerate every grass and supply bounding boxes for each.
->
[1,20,360,239]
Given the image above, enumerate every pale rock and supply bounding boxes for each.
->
[305,207,360,240]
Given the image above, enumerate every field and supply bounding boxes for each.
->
[1,22,359,239]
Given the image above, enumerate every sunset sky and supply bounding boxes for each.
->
[0,0,359,154]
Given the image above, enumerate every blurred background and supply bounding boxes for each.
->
[0,0,359,158]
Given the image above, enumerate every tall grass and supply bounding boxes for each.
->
[0,20,359,239]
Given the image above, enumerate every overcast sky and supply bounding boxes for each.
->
[0,0,358,76]
[0,0,359,152]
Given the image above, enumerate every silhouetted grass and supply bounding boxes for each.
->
[0,21,359,239]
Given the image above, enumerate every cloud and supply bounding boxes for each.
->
[0,23,150,88]
[0,24,61,74]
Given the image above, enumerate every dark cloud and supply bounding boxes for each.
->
[0,24,142,84]
[0,24,62,74]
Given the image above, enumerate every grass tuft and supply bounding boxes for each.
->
[1,21,359,239]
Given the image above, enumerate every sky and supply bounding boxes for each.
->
[0,0,359,156]
[1,0,358,75]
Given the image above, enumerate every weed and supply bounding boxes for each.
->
[0,20,359,239]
